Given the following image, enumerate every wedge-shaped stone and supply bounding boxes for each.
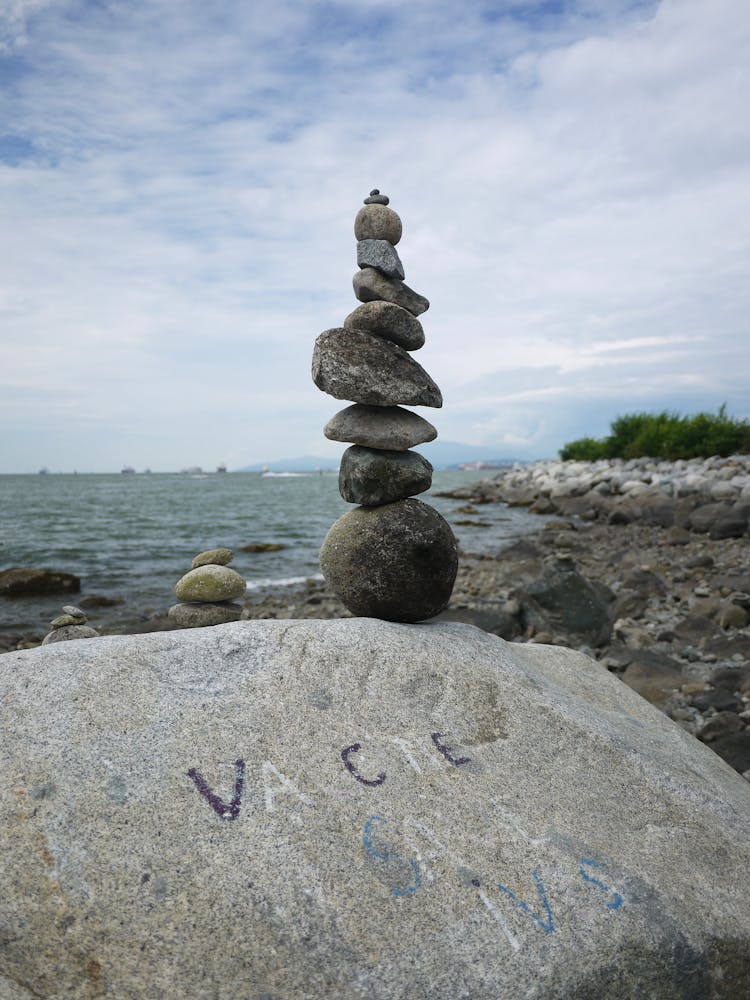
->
[312,328,442,408]
[343,301,425,352]
[339,446,433,506]
[357,240,405,280]
[324,404,438,450]
[353,268,429,316]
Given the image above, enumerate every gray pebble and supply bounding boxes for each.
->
[343,301,425,352]
[339,446,433,506]
[324,404,438,450]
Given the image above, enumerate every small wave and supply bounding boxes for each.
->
[245,573,324,591]
[261,471,312,478]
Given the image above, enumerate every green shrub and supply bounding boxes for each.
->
[560,405,750,461]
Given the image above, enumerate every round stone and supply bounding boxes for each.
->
[191,548,234,569]
[324,404,438,450]
[41,625,99,645]
[168,602,243,628]
[320,498,458,622]
[174,565,247,603]
[354,204,402,244]
[344,301,425,351]
[339,446,433,505]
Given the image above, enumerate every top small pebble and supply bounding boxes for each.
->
[364,188,389,205]
[192,547,234,569]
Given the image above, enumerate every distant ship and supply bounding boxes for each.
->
[38,467,49,475]
[121,466,136,474]
[180,466,203,475]
[216,463,227,473]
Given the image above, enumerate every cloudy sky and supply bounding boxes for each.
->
[1,0,748,472]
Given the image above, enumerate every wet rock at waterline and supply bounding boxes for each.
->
[343,301,425,352]
[3,619,750,999]
[339,446,433,506]
[312,327,442,408]
[324,404,438,450]
[353,268,429,317]
[320,498,458,621]
[174,564,246,603]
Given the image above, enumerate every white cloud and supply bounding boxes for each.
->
[0,0,748,469]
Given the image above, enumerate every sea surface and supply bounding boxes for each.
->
[0,470,541,633]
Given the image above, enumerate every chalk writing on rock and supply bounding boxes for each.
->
[496,870,555,934]
[341,743,387,786]
[579,859,624,910]
[187,759,245,820]
[430,732,471,767]
[363,815,421,897]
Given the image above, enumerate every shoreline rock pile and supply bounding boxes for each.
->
[168,548,246,627]
[41,604,99,644]
[312,190,458,622]
[441,455,750,537]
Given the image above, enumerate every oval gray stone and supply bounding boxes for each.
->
[353,269,429,316]
[312,328,442,408]
[354,204,402,244]
[191,548,234,569]
[320,498,458,621]
[168,602,243,627]
[174,565,247,603]
[325,405,438,450]
[41,624,99,644]
[357,240,405,280]
[343,301,425,352]
[339,446,433,505]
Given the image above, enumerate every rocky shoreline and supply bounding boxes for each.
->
[3,456,749,779]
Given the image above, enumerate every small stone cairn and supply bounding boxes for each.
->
[312,190,458,622]
[169,548,247,627]
[41,605,99,644]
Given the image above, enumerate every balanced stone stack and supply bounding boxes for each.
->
[312,190,458,622]
[41,605,99,644]
[169,548,246,627]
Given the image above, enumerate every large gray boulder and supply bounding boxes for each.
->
[1,620,749,999]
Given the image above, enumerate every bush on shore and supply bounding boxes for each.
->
[560,406,750,461]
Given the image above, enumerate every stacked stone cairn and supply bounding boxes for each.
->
[312,190,458,622]
[41,605,99,645]
[169,548,247,627]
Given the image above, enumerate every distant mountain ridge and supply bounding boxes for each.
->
[237,441,524,472]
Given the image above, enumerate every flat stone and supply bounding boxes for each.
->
[353,268,429,317]
[325,405,438,450]
[343,301,425,352]
[2,620,750,998]
[357,240,405,280]
[354,204,402,244]
[168,602,243,628]
[339,446,433,506]
[191,548,234,569]
[40,625,99,644]
[62,605,86,619]
[320,498,458,621]
[174,565,247,603]
[312,328,442,408]
[50,614,83,629]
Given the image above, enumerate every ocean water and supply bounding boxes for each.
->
[0,470,540,632]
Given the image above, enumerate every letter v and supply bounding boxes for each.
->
[496,870,555,934]
[187,759,245,820]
